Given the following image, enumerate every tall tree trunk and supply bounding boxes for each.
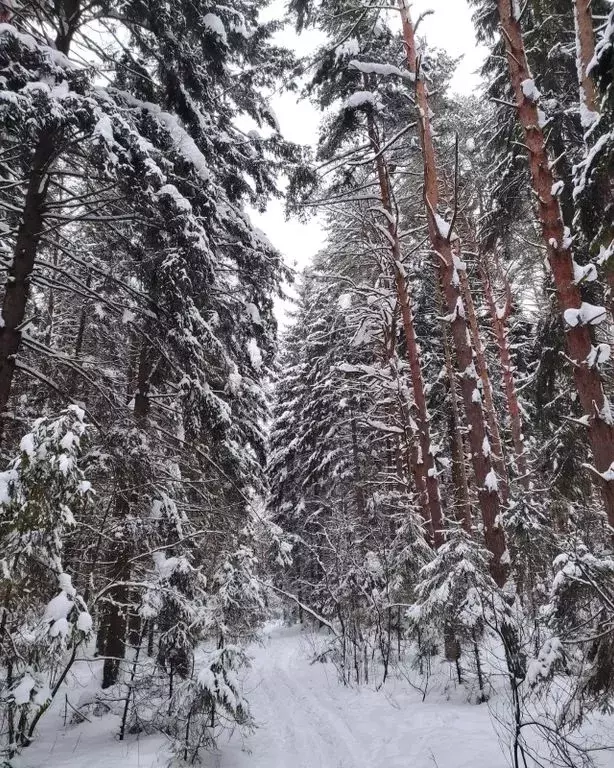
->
[399,3,507,586]
[134,340,155,422]
[100,341,153,688]
[366,108,445,547]
[100,491,130,689]
[436,277,472,532]
[573,0,599,131]
[0,131,54,432]
[495,0,614,524]
[350,413,367,518]
[480,251,529,487]
[0,13,78,435]
[457,248,509,502]
[68,271,92,396]
[382,298,423,511]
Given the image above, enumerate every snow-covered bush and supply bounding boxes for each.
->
[111,533,262,764]
[545,541,614,707]
[0,407,93,758]
[408,526,503,700]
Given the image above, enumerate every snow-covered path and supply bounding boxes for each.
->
[17,624,509,768]
[221,624,505,768]
[230,627,372,768]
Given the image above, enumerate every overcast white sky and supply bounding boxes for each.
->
[251,0,486,319]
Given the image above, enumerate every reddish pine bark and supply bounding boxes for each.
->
[496,0,614,523]
[366,111,445,547]
[480,254,529,486]
[399,2,507,586]
[456,247,509,502]
[573,0,598,128]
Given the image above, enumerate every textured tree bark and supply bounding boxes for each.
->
[382,322,418,504]
[393,359,433,540]
[457,248,509,502]
[350,414,367,519]
[100,342,156,683]
[98,339,153,688]
[436,279,472,532]
[399,3,507,586]
[68,272,93,396]
[480,253,529,487]
[100,497,130,689]
[573,0,598,130]
[134,340,155,422]
[366,109,445,547]
[496,0,614,523]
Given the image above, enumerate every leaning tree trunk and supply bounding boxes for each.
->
[366,107,445,547]
[496,0,614,524]
[444,181,508,498]
[399,2,507,586]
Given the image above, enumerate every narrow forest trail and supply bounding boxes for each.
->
[232,626,373,768]
[220,624,505,768]
[17,624,510,768]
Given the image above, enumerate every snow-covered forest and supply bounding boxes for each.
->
[1,0,614,765]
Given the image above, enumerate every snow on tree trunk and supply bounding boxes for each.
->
[436,280,472,533]
[398,1,507,586]
[573,0,599,131]
[456,245,509,502]
[479,252,529,487]
[495,0,614,523]
[572,0,614,313]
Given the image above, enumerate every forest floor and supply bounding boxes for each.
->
[13,623,601,768]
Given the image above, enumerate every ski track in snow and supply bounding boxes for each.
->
[17,624,524,768]
[219,624,505,768]
[240,630,370,768]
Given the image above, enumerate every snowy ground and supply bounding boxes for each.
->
[15,623,514,768]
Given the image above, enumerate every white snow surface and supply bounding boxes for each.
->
[15,624,515,768]
[563,301,607,327]
[12,674,37,706]
[16,623,614,767]
[156,184,192,212]
[434,213,458,241]
[348,60,414,81]
[344,90,381,110]
[44,590,73,623]
[521,78,541,102]
[484,468,498,492]
[203,13,228,45]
